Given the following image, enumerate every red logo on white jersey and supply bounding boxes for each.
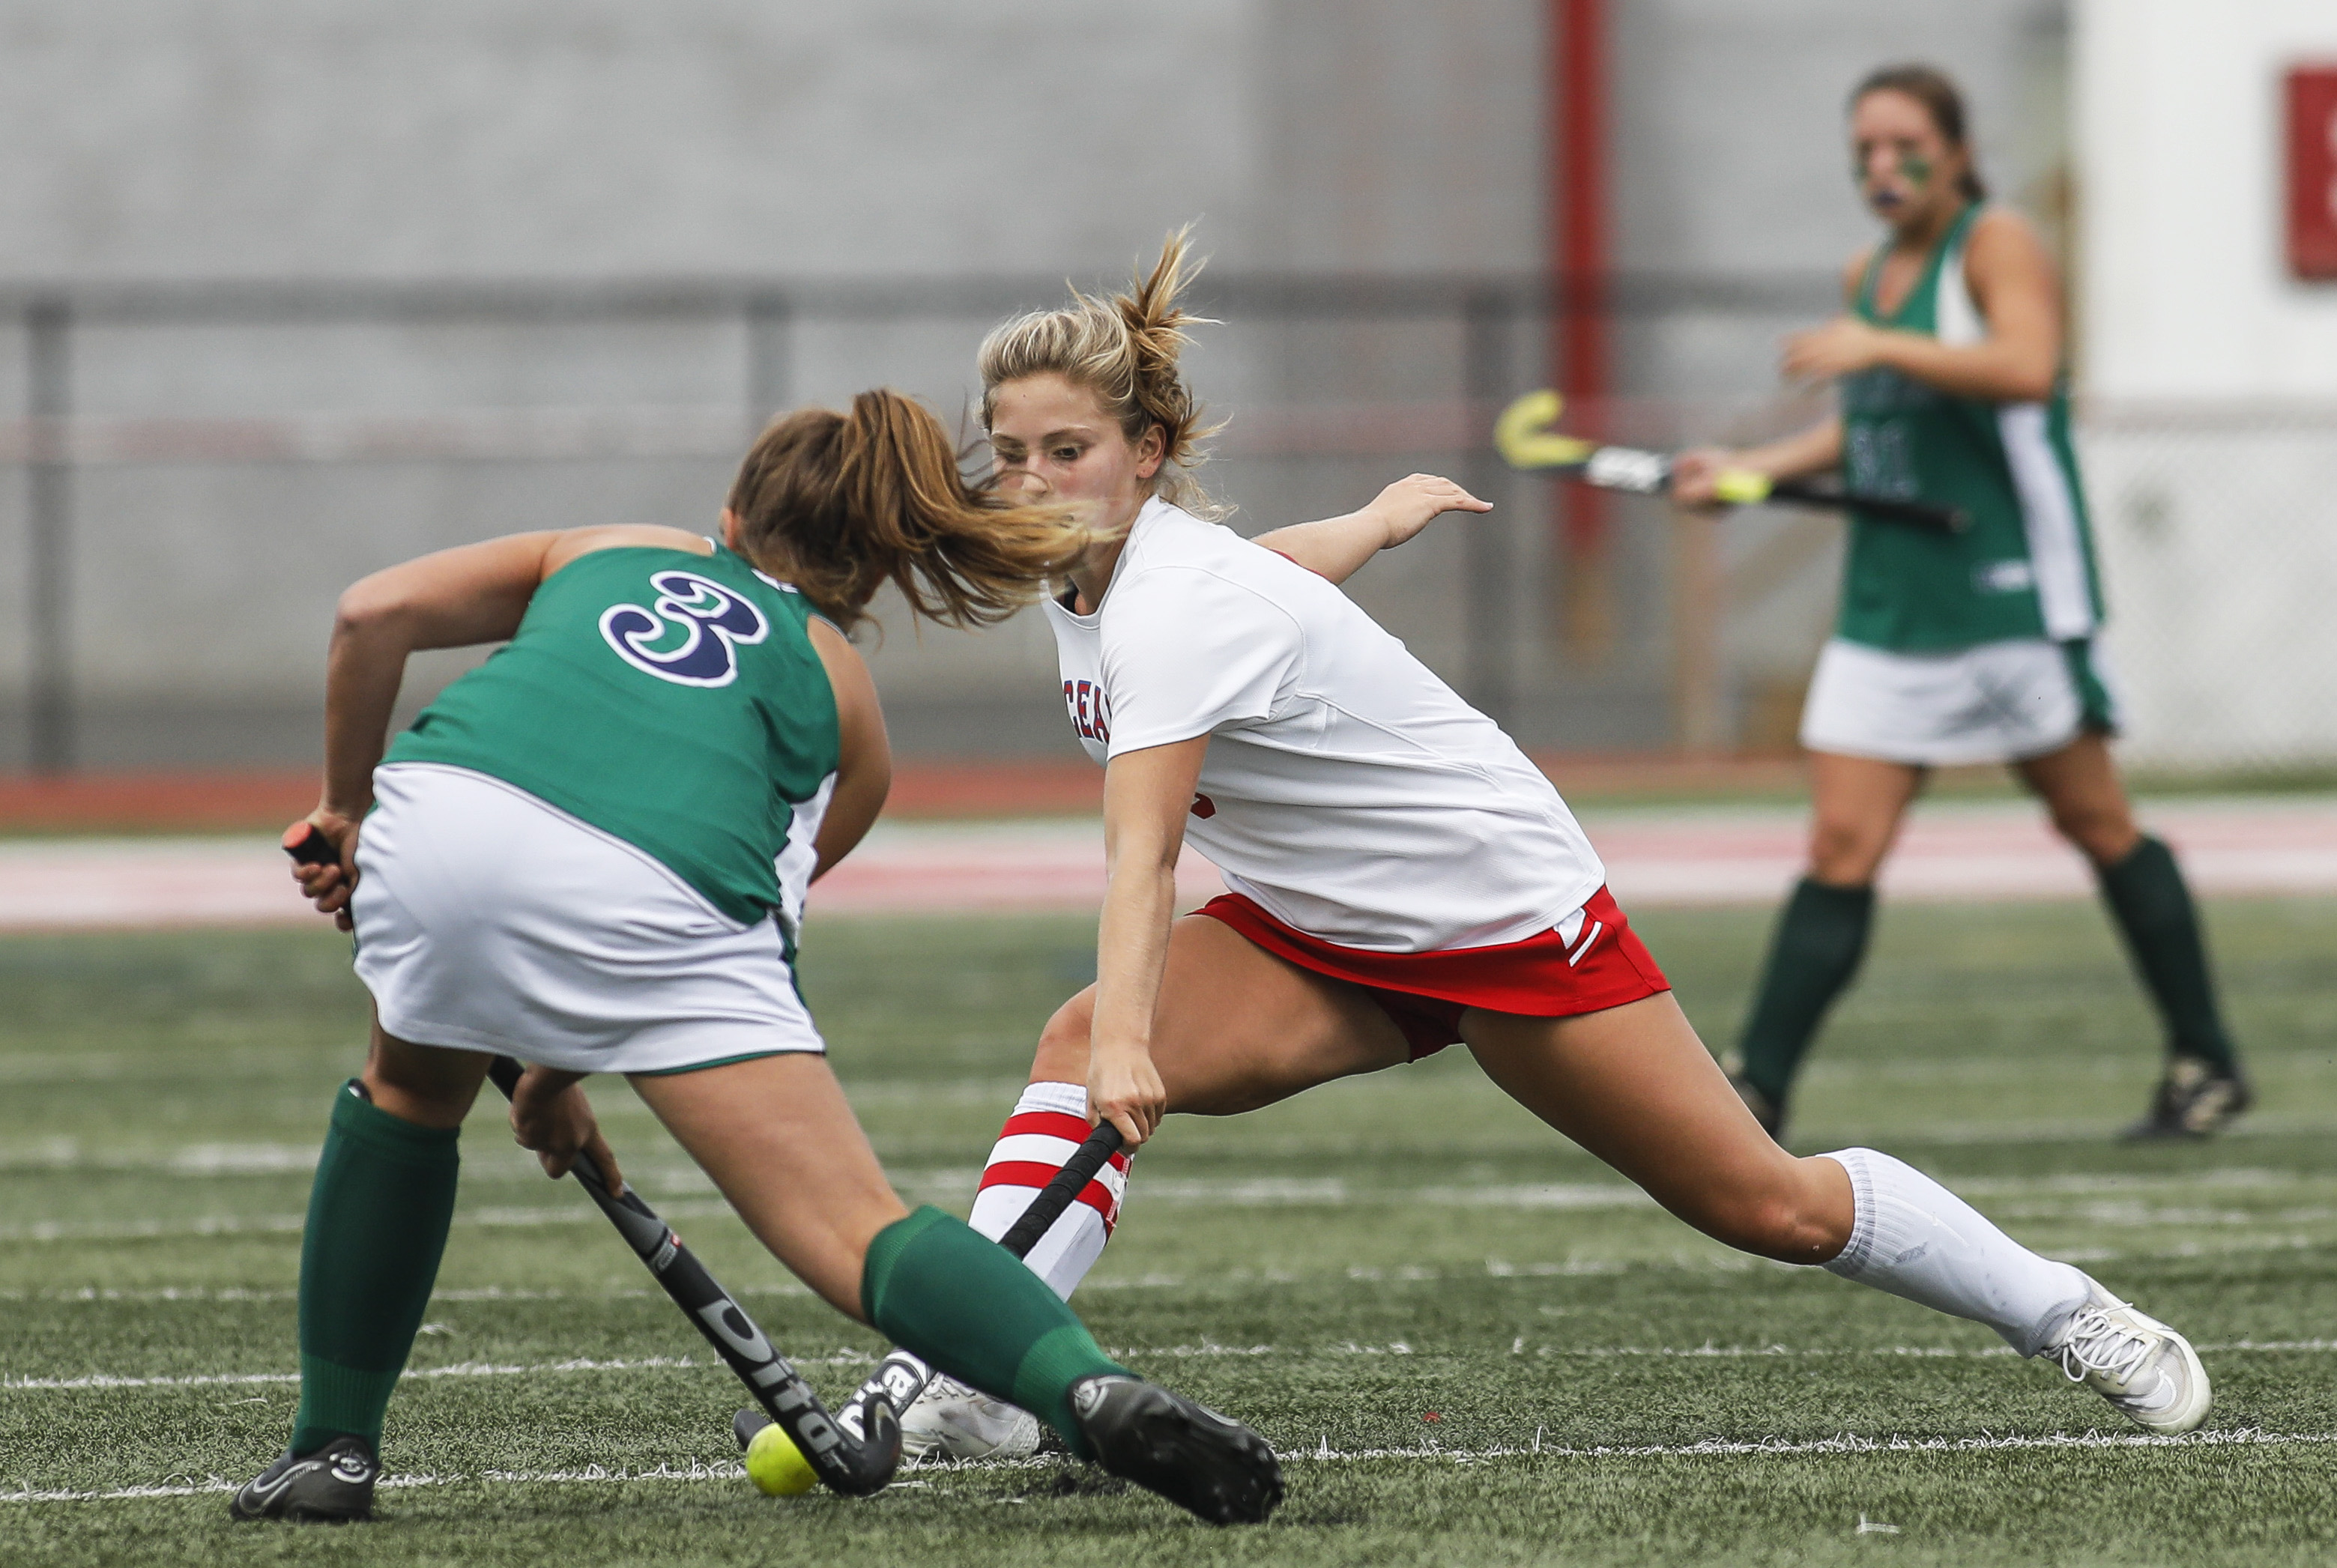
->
[1062,679,1111,743]
[1191,793,1216,819]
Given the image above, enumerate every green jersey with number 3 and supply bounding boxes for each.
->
[384,543,839,930]
[1836,202,2105,651]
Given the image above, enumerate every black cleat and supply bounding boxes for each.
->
[2123,1056,2252,1140]
[228,1435,378,1522]
[1068,1375,1281,1525]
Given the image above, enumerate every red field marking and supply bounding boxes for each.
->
[0,772,322,835]
[14,796,2327,933]
[0,763,1111,833]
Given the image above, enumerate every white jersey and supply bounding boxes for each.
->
[1042,498,1604,953]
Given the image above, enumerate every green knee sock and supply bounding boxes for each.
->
[289,1080,460,1456]
[862,1207,1131,1458]
[2097,836,2239,1072]
[1736,878,1875,1107]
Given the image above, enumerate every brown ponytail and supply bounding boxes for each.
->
[979,225,1227,520]
[1851,64,1987,202]
[725,390,1093,632]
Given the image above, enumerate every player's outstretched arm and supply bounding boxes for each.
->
[1252,473,1490,585]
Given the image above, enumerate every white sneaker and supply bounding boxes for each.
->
[897,1373,1044,1461]
[2048,1282,2212,1435]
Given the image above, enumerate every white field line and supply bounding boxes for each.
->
[3,1233,2325,1307]
[1,1351,875,1393]
[12,1427,2335,1507]
[18,1178,2337,1244]
[1285,1428,2337,1463]
[12,1338,2337,1398]
[7,1149,2332,1199]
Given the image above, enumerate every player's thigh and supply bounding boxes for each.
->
[2013,731,2139,866]
[1461,993,1850,1262]
[1806,750,1926,885]
[1030,915,1410,1115]
[629,1053,909,1322]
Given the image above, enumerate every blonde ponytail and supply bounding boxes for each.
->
[726,390,1094,632]
[979,226,1227,521]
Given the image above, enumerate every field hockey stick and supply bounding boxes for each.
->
[283,823,901,1497]
[1493,390,1968,533]
[747,1119,1129,1453]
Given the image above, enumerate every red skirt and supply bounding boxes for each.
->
[1197,886,1669,1059]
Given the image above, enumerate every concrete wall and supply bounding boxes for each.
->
[0,1,1548,282]
[2076,0,2337,400]
[0,1,2087,767]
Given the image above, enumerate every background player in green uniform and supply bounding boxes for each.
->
[1672,64,2249,1142]
[237,390,1281,1525]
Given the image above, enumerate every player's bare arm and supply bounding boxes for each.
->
[807,616,892,880]
[1089,735,1209,1147]
[294,524,713,921]
[1251,473,1491,584]
[1780,210,2059,401]
[506,1062,625,1191]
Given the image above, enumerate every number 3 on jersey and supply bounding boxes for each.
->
[599,571,770,688]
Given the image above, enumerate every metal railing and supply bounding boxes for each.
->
[4,269,1839,771]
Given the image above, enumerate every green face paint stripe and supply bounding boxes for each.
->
[1898,151,1934,188]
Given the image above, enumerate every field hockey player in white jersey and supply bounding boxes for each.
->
[238,390,1281,1527]
[893,231,2216,1462]
[1671,65,2249,1142]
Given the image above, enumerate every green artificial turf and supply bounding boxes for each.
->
[1,897,2333,1566]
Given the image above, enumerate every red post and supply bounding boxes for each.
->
[1549,0,1614,657]
[2286,65,2337,281]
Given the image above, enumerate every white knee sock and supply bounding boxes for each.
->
[966,1082,1131,1301]
[1820,1147,2090,1356]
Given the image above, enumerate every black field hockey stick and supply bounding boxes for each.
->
[283,823,901,1497]
[1494,390,1969,533]
[743,1119,1129,1454]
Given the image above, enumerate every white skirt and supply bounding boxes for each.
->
[351,763,824,1076]
[1798,636,2120,767]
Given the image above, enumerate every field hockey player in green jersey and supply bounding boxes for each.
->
[237,390,1282,1528]
[1672,64,2249,1143]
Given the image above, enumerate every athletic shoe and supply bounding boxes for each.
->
[2046,1282,2212,1435]
[227,1435,378,1522]
[897,1373,1044,1462]
[1067,1375,1282,1525]
[2123,1056,2252,1140]
[1724,1065,1785,1140]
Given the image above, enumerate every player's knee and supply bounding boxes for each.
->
[1027,993,1095,1083]
[359,1062,473,1125]
[2049,801,2138,865]
[1807,817,1884,883]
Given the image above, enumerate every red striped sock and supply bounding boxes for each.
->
[967,1082,1131,1301]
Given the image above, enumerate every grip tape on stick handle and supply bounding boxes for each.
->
[996,1120,1125,1259]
